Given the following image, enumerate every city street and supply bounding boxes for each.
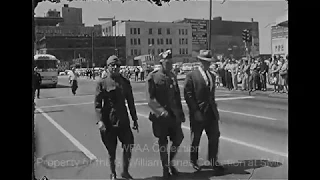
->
[34,76,288,180]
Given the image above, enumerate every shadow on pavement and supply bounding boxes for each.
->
[40,84,70,89]
[133,159,282,180]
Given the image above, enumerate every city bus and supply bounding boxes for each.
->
[34,54,59,88]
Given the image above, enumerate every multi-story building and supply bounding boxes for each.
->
[100,20,192,65]
[271,11,288,57]
[35,4,102,43]
[176,17,260,59]
[37,36,126,68]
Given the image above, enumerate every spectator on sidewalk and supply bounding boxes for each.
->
[230,59,239,90]
[271,58,281,93]
[242,59,250,91]
[134,67,140,81]
[278,56,287,93]
[225,59,233,91]
[249,58,259,93]
[140,66,145,81]
[259,59,268,91]
[220,58,227,87]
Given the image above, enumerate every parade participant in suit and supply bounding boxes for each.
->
[184,50,225,172]
[146,50,185,179]
[94,55,139,180]
[184,50,223,170]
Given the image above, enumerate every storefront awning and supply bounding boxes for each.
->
[275,12,288,27]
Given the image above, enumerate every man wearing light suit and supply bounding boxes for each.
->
[184,50,225,172]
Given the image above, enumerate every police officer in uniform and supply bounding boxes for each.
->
[146,50,185,179]
[94,55,139,180]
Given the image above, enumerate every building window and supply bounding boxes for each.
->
[179,48,181,54]
[186,48,188,54]
[186,38,188,44]
[149,28,152,35]
[182,29,184,35]
[131,39,133,45]
[179,39,181,45]
[167,28,170,35]
[158,49,160,54]
[179,29,181,35]
[138,28,140,35]
[134,39,137,45]
[186,29,188,35]
[182,48,185,54]
[182,39,184,45]
[170,39,172,44]
[134,49,138,55]
[138,38,141,45]
[166,39,168,45]
[148,39,150,45]
[134,28,137,34]
[131,49,134,56]
[152,49,155,55]
[158,28,162,35]
[152,38,155,45]
[130,28,133,34]
[161,39,163,45]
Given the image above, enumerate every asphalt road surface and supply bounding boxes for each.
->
[34,76,288,180]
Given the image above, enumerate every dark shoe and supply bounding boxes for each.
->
[110,173,117,180]
[191,161,201,171]
[121,172,133,180]
[213,162,225,171]
[170,166,179,176]
[162,168,171,179]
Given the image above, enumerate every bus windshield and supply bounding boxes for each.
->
[35,60,57,69]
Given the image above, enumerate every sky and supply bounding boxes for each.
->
[35,0,288,54]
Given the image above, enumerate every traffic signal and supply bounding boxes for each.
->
[246,29,252,43]
[242,29,248,42]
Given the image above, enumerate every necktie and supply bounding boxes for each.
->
[205,71,211,88]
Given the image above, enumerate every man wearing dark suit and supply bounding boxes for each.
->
[184,50,225,172]
[33,67,42,99]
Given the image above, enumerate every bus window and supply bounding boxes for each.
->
[35,60,57,69]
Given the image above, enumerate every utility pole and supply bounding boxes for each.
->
[251,18,255,57]
[92,31,94,67]
[114,20,117,56]
[208,0,212,51]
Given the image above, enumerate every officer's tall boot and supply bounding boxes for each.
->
[121,149,133,180]
[169,144,179,176]
[159,144,170,179]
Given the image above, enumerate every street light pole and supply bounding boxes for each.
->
[208,0,212,51]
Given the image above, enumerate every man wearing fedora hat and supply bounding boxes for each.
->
[146,50,185,179]
[184,50,225,172]
[94,55,139,180]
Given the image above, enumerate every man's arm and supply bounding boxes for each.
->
[146,73,166,116]
[183,73,200,113]
[125,79,138,121]
[210,74,220,121]
[94,80,103,123]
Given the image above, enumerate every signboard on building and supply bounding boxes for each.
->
[271,38,288,55]
[187,20,207,45]
[271,26,288,39]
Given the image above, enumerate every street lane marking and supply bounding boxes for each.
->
[136,112,288,158]
[35,107,97,161]
[37,92,145,100]
[37,96,253,109]
[218,109,278,121]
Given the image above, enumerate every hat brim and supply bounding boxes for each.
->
[197,56,214,61]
